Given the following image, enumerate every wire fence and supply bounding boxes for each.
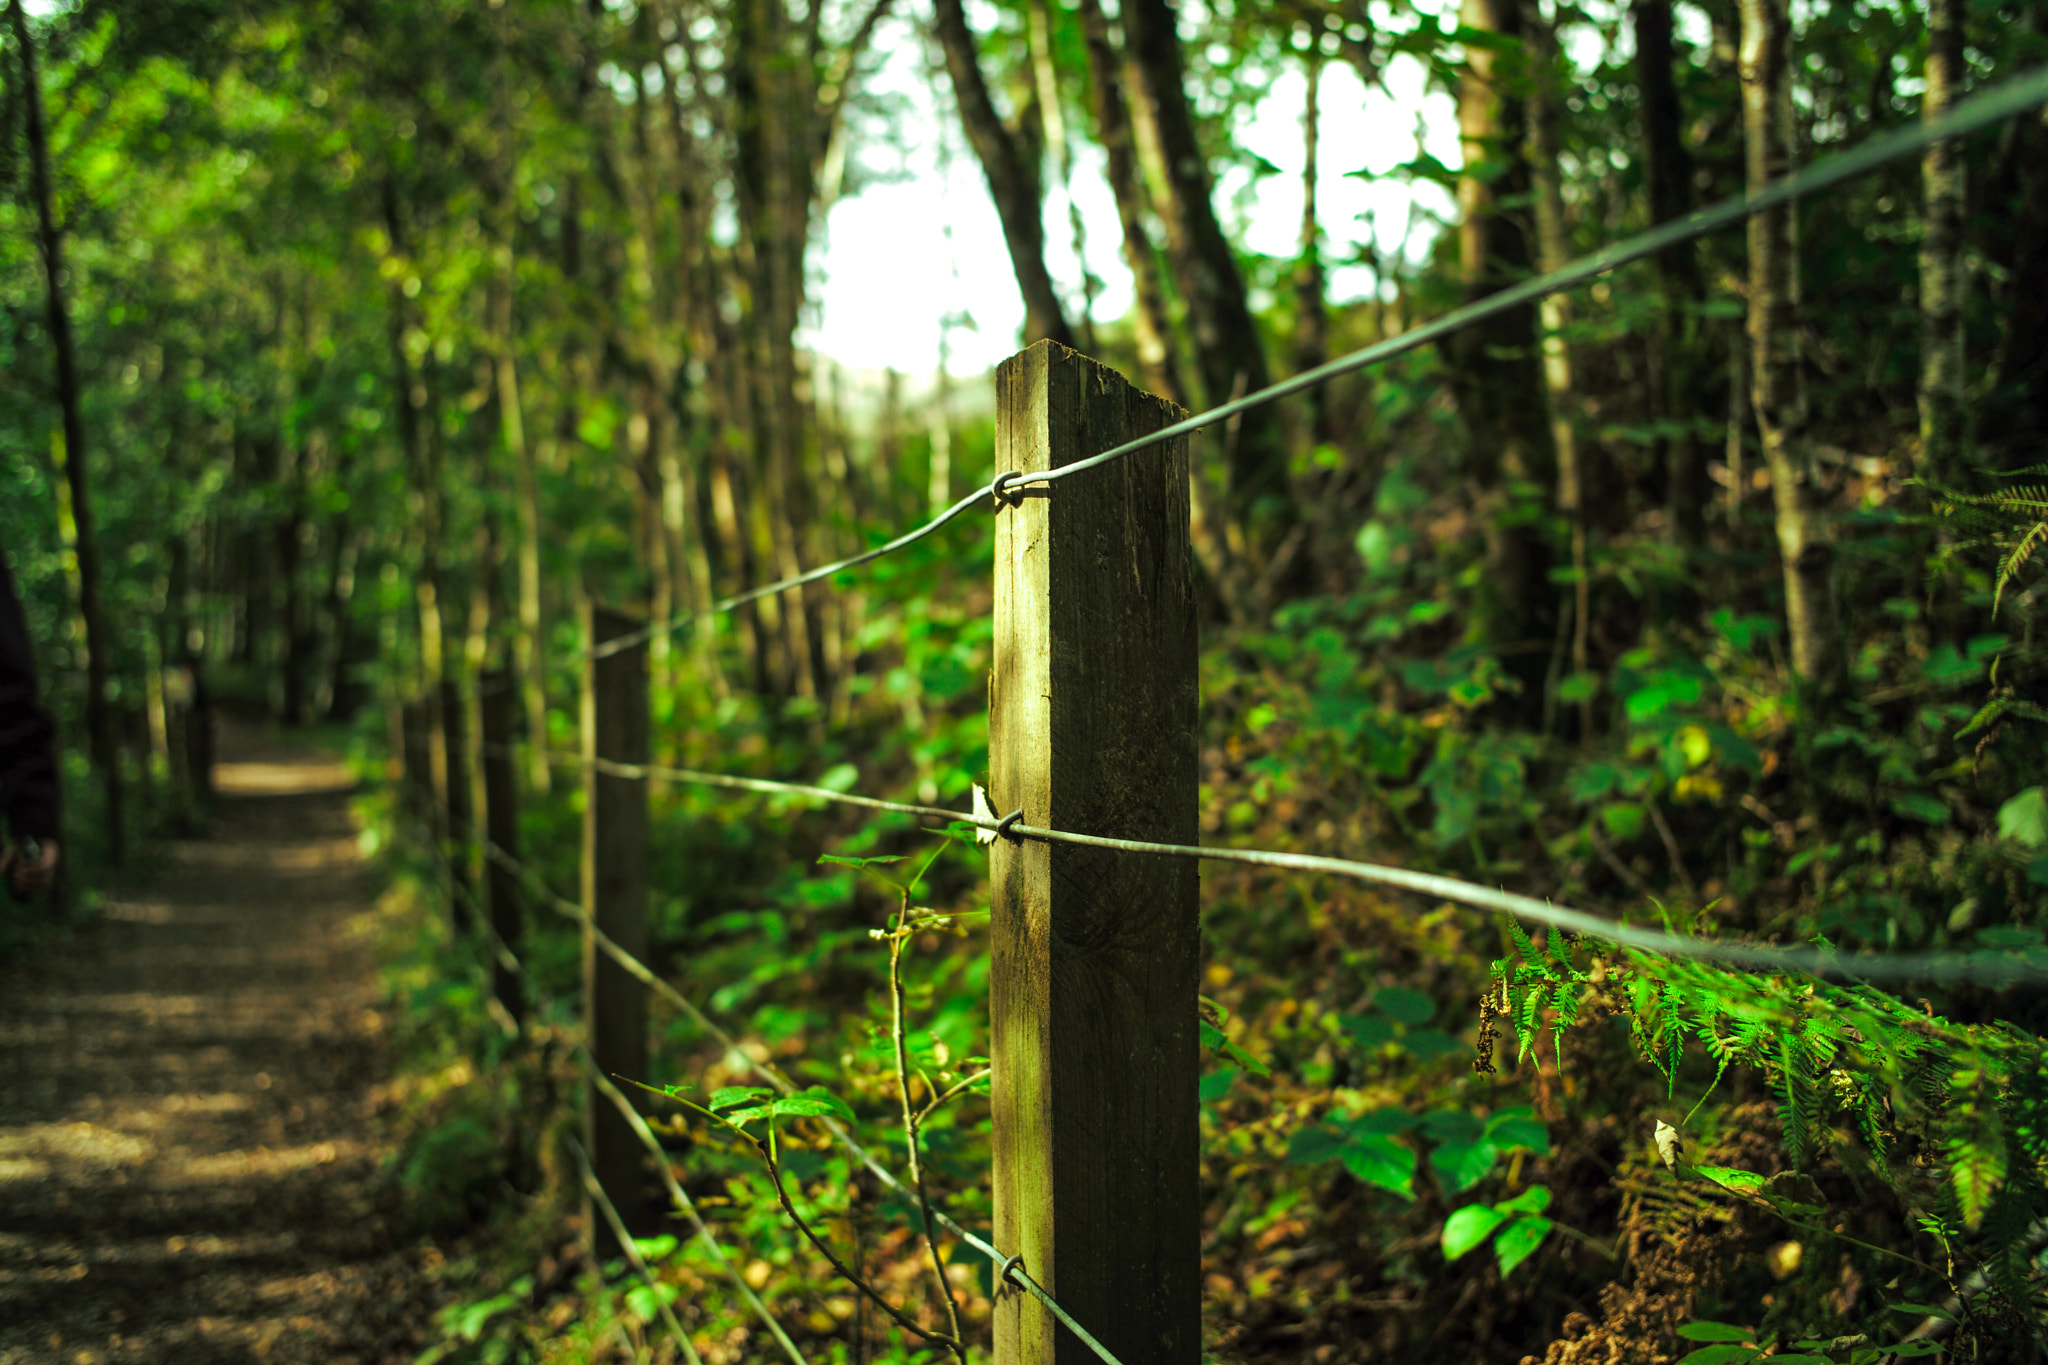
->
[409,68,2048,1363]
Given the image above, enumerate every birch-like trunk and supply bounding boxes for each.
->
[1740,0,1842,691]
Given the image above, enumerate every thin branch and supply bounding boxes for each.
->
[753,1135,962,1351]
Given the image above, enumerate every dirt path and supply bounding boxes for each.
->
[0,730,428,1364]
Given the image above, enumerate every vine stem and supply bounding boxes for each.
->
[890,888,969,1362]
[753,1134,963,1352]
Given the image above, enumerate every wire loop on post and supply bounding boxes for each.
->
[995,808,1024,840]
[991,470,1026,506]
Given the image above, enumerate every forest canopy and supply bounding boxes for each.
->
[4,0,2048,1360]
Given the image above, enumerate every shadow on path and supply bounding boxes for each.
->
[0,727,429,1364]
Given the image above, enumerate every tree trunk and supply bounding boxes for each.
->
[1635,0,1710,544]
[1527,4,1590,734]
[1740,0,1842,692]
[492,249,551,793]
[1077,0,1184,406]
[1121,0,1296,563]
[932,0,1075,348]
[1448,0,1555,665]
[1991,106,2048,458]
[9,0,122,865]
[1918,0,1967,487]
[1294,55,1332,449]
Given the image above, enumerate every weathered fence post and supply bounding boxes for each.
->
[989,341,1200,1365]
[440,678,475,932]
[582,607,654,1247]
[480,669,525,1026]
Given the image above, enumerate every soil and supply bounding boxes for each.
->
[0,728,431,1364]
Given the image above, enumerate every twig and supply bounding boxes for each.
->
[888,889,969,1362]
[1645,798,1697,897]
[753,1133,963,1351]
[916,1069,990,1128]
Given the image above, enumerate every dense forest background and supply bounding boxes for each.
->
[4,0,2048,1360]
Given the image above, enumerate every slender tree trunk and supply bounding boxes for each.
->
[1077,0,1184,405]
[1918,0,1967,486]
[10,0,121,864]
[492,250,551,793]
[1635,0,1710,544]
[932,0,1075,348]
[1740,0,1842,691]
[1449,0,1555,667]
[1527,5,1591,735]
[1029,0,1097,352]
[1121,0,1296,564]
[1991,106,2048,457]
[1294,55,1331,449]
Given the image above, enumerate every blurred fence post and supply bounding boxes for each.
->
[401,700,432,822]
[480,669,525,1027]
[582,607,654,1249]
[988,341,1200,1365]
[440,678,475,932]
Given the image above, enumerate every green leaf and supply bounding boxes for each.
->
[1430,1140,1500,1194]
[709,1086,774,1112]
[1373,986,1436,1024]
[1695,1165,1768,1194]
[1997,787,2048,846]
[1888,791,1950,825]
[1493,1215,1551,1277]
[1948,1135,2006,1230]
[624,1280,679,1323]
[1556,672,1600,703]
[817,763,859,792]
[1494,1184,1552,1216]
[1198,1067,1237,1102]
[1568,761,1621,803]
[1675,1348,1762,1365]
[1419,1109,1485,1144]
[1340,1013,1397,1049]
[631,1236,678,1261]
[1677,1324,1757,1343]
[1340,1133,1416,1199]
[771,1087,855,1121]
[1286,1126,1346,1166]
[1887,1303,1955,1323]
[1339,1107,1419,1137]
[1600,802,1647,840]
[816,853,906,868]
[1484,1109,1551,1154]
[1440,1204,1508,1260]
[1401,1027,1467,1061]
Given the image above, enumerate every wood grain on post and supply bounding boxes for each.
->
[990,341,1200,1365]
[583,607,655,1247]
[480,670,525,1026]
[440,678,475,932]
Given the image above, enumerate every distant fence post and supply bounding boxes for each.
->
[440,677,475,932]
[989,341,1200,1365]
[582,607,654,1248]
[480,669,525,1027]
[401,700,432,821]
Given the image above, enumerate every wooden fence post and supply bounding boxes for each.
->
[583,606,654,1247]
[480,669,525,1026]
[440,678,475,931]
[989,341,1200,1365]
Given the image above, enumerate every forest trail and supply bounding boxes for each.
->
[0,727,429,1364]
